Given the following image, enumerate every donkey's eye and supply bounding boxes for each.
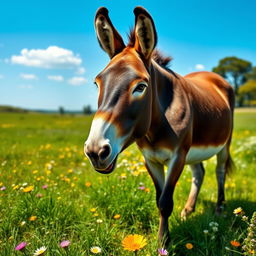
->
[133,83,147,94]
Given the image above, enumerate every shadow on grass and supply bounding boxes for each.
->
[167,199,256,256]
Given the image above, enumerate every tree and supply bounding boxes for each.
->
[245,66,256,81]
[238,80,256,106]
[59,106,65,115]
[212,57,252,94]
[83,105,93,115]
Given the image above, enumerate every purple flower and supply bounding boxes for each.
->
[158,248,168,255]
[42,184,48,189]
[0,186,6,191]
[15,242,27,251]
[60,240,70,248]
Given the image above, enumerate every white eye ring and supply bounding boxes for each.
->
[132,82,148,97]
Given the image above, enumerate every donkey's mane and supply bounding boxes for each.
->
[128,29,172,68]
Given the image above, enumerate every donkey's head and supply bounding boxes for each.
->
[84,7,157,173]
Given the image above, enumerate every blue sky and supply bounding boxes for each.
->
[0,0,256,110]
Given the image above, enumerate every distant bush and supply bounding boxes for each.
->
[0,105,28,113]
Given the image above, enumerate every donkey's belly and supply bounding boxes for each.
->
[141,145,225,165]
[185,145,225,164]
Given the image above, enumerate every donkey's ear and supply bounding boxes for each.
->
[133,7,157,60]
[95,7,125,58]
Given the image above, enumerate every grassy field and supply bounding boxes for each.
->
[0,110,255,255]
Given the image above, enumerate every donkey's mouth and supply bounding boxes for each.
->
[95,156,118,174]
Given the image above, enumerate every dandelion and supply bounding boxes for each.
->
[15,242,27,251]
[158,248,168,255]
[29,215,37,221]
[185,243,193,249]
[90,246,102,254]
[33,246,47,255]
[85,182,91,187]
[122,234,147,252]
[60,240,70,248]
[90,208,97,213]
[23,185,34,193]
[113,214,121,220]
[233,207,244,216]
[230,240,241,247]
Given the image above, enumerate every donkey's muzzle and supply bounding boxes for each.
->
[84,142,114,172]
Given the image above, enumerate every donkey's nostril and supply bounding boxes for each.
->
[99,144,111,161]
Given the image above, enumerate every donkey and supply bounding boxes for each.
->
[84,6,235,243]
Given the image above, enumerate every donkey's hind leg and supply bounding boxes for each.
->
[215,145,233,214]
[181,162,205,219]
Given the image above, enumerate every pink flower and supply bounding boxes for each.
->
[60,240,70,248]
[42,185,48,189]
[138,186,145,190]
[0,186,6,191]
[158,248,168,255]
[15,242,27,251]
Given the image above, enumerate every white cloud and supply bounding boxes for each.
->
[68,76,87,86]
[11,46,82,69]
[76,67,86,75]
[195,64,205,70]
[47,75,64,82]
[0,74,4,79]
[18,84,33,89]
[20,73,38,80]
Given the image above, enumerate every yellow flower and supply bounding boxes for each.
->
[33,246,47,255]
[122,234,147,252]
[85,182,91,187]
[230,240,241,247]
[185,243,193,249]
[113,214,121,220]
[145,188,150,193]
[23,186,34,193]
[90,208,97,213]
[29,215,37,221]
[233,207,244,215]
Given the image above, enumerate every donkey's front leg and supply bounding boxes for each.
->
[158,152,186,245]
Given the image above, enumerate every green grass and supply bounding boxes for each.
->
[0,111,255,255]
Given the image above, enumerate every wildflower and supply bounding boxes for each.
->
[138,186,145,190]
[209,221,219,227]
[93,213,99,217]
[230,240,241,247]
[23,186,34,193]
[90,246,102,254]
[15,242,27,251]
[203,230,209,235]
[158,248,168,255]
[20,221,26,226]
[90,208,97,213]
[122,234,147,252]
[120,173,127,179]
[0,186,6,191]
[185,243,193,249]
[29,216,37,221]
[233,207,244,216]
[145,188,150,193]
[42,185,48,189]
[212,226,218,232]
[113,214,121,220]
[60,240,70,248]
[85,182,91,187]
[33,246,47,255]
[96,219,103,223]
[36,193,43,198]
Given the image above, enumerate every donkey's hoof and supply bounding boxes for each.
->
[181,207,193,220]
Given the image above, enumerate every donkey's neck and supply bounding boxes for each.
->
[138,60,191,148]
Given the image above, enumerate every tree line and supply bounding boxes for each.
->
[213,57,256,106]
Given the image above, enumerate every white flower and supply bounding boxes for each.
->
[90,246,102,254]
[96,219,103,223]
[33,246,47,255]
[203,229,209,234]
[212,226,218,232]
